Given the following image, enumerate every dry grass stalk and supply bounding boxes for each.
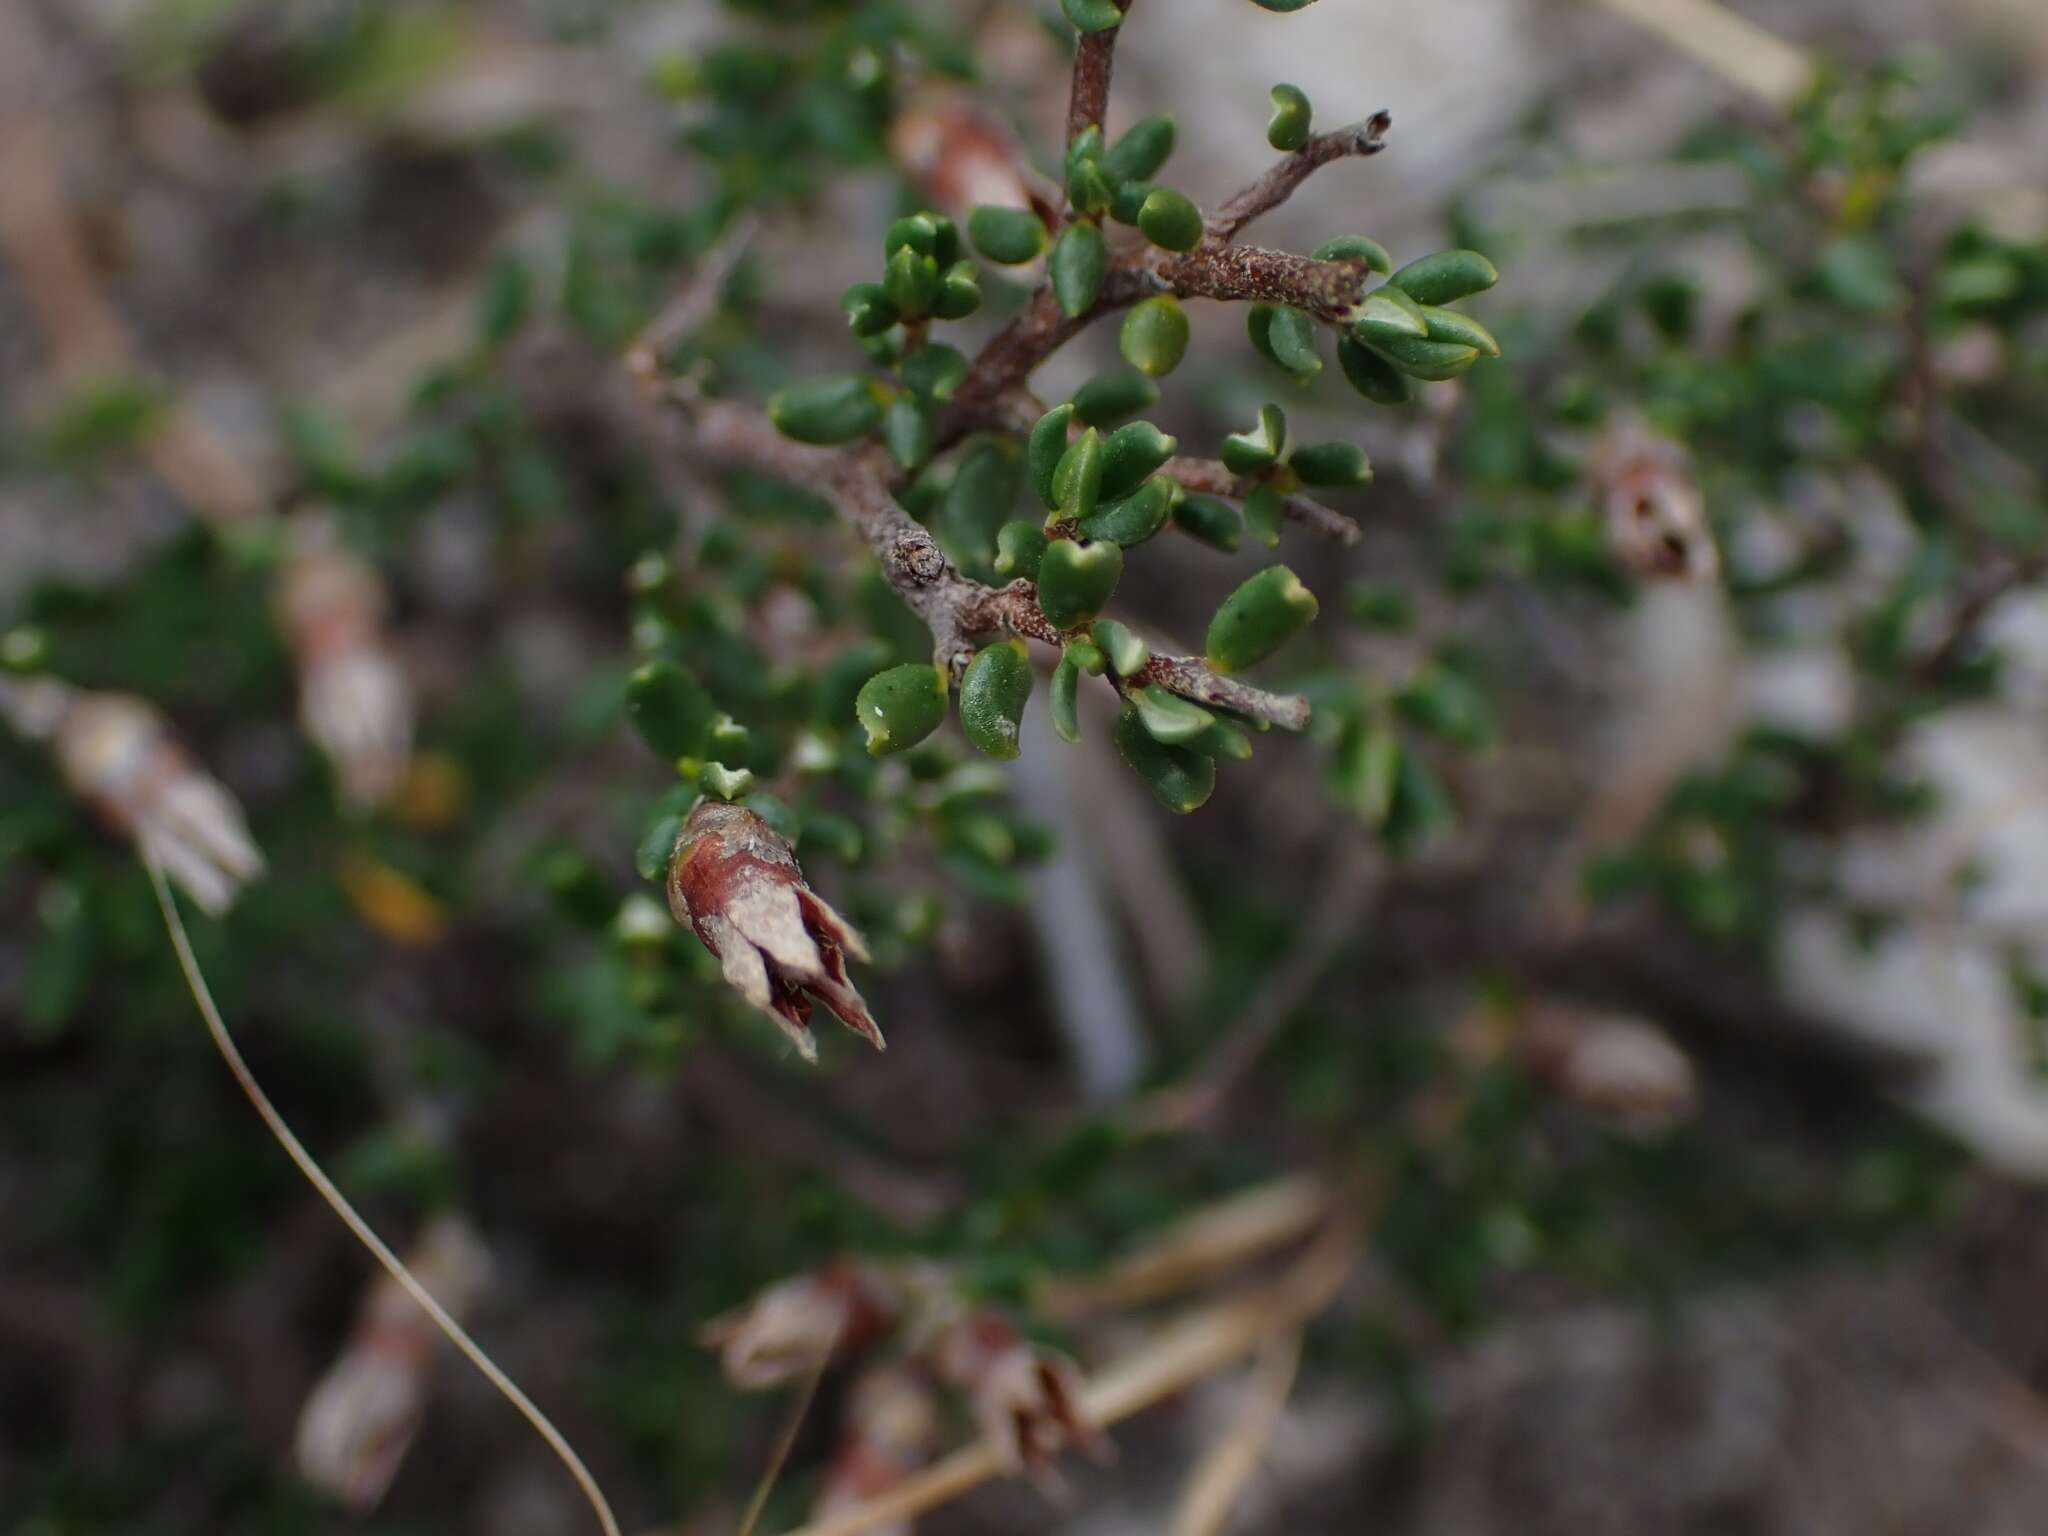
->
[1169,1330,1304,1536]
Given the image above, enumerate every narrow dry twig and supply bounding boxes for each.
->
[761,1222,1360,1536]
[1590,0,1815,107]
[1037,1174,1332,1322]
[677,398,1314,730]
[1133,846,1380,1134]
[1166,456,1360,546]
[1209,115,1393,243]
[145,852,623,1536]
[1170,1330,1303,1536]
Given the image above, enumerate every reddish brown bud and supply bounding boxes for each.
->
[700,1258,899,1389]
[929,1310,1106,1476]
[667,800,882,1061]
[1593,423,1718,583]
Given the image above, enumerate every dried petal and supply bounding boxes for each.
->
[701,1259,898,1390]
[46,689,264,914]
[929,1311,1105,1475]
[1592,423,1719,583]
[294,1217,491,1513]
[667,800,883,1057]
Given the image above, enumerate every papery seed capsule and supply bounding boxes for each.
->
[855,664,949,755]
[959,640,1034,760]
[1120,295,1190,378]
[1206,565,1319,672]
[1036,538,1122,630]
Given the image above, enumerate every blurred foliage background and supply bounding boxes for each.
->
[3,0,2047,1532]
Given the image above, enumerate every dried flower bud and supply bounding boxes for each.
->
[1523,1003,1698,1135]
[31,685,265,915]
[275,515,414,810]
[812,1364,941,1535]
[929,1311,1104,1475]
[701,1258,899,1389]
[1592,422,1719,582]
[294,1217,491,1514]
[666,800,881,1060]
[891,89,1045,230]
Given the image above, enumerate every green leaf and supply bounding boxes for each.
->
[1173,493,1242,551]
[884,213,944,259]
[1185,719,1254,761]
[884,245,940,317]
[1247,303,1321,377]
[1266,84,1312,151]
[843,281,898,337]
[626,660,715,759]
[1050,220,1109,317]
[1028,403,1077,509]
[1120,295,1191,377]
[1072,369,1160,427]
[1050,656,1083,743]
[635,813,682,884]
[1137,187,1204,252]
[1062,0,1125,31]
[1037,538,1124,629]
[1387,248,1499,304]
[700,762,756,801]
[959,639,1034,759]
[1114,705,1215,813]
[901,343,970,402]
[1053,427,1106,521]
[1350,288,1430,346]
[1420,305,1501,357]
[769,374,882,443]
[1289,440,1372,487]
[1243,483,1285,547]
[1337,335,1413,404]
[1077,475,1174,546]
[1220,404,1286,475]
[968,204,1049,264]
[934,260,983,320]
[1372,334,1482,381]
[1090,619,1150,675]
[1248,0,1318,8]
[1103,114,1177,183]
[1313,234,1393,273]
[883,396,936,470]
[1099,420,1178,500]
[995,520,1050,581]
[1206,565,1319,672]
[855,663,949,755]
[1132,682,1215,744]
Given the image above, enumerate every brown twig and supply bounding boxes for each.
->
[1132,845,1379,1134]
[1166,456,1360,545]
[1065,1,1135,150]
[1170,1330,1303,1536]
[761,1219,1360,1536]
[673,397,1314,731]
[1209,114,1393,243]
